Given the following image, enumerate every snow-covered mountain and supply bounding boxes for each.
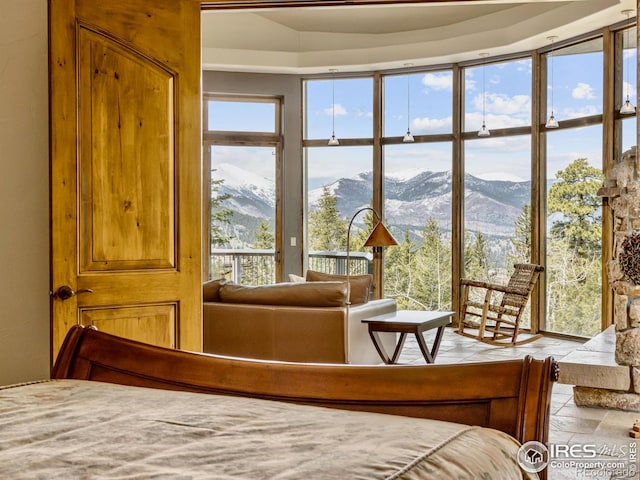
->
[309,170,530,237]
[215,167,531,241]
[214,163,275,219]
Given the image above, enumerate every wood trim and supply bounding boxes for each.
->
[451,64,463,325]
[601,27,615,331]
[200,0,471,9]
[372,72,384,299]
[531,50,544,334]
[53,325,557,448]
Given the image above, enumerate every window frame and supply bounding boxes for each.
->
[202,93,284,282]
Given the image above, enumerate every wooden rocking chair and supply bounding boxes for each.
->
[457,263,544,346]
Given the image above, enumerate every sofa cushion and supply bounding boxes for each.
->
[305,270,372,305]
[288,274,305,283]
[218,281,347,307]
[203,278,227,301]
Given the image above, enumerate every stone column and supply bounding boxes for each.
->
[578,146,640,410]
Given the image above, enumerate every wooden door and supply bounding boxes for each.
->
[49,0,202,360]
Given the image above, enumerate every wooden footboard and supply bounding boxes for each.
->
[52,325,558,446]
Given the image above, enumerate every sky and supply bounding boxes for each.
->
[209,35,637,192]
[304,42,637,187]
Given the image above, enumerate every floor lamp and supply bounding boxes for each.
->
[346,207,399,305]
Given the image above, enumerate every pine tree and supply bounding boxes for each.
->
[508,203,531,265]
[548,158,603,258]
[546,158,603,336]
[209,172,233,247]
[465,231,490,280]
[252,219,274,249]
[308,186,347,251]
[243,219,275,285]
[414,218,452,310]
[383,229,416,309]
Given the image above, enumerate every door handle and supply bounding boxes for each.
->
[52,285,94,301]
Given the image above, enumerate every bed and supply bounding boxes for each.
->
[1,325,557,479]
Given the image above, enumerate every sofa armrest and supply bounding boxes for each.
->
[346,299,397,364]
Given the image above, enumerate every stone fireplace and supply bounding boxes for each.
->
[569,146,640,411]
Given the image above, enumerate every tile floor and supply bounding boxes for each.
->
[397,327,639,480]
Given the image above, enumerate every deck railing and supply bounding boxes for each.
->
[209,249,372,285]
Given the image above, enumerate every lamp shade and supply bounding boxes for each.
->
[545,114,559,128]
[363,221,399,247]
[620,98,636,115]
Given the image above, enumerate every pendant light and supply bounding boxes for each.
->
[403,63,415,143]
[328,69,340,146]
[620,10,636,115]
[478,53,490,137]
[545,36,559,128]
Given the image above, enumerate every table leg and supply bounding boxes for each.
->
[390,333,407,364]
[415,326,445,364]
[369,330,391,364]
[369,330,408,364]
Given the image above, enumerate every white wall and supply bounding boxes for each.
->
[0,0,50,385]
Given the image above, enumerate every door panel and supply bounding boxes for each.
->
[50,0,201,360]
[80,305,176,348]
[78,28,175,271]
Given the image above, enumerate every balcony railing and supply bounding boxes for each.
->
[209,249,372,285]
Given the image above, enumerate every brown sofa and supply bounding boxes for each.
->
[203,279,397,364]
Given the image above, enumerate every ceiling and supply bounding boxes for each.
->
[201,0,636,73]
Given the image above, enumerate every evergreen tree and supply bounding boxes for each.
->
[465,231,490,281]
[414,218,452,310]
[383,229,416,309]
[308,186,347,251]
[548,158,603,258]
[546,158,603,336]
[508,203,531,265]
[209,172,233,247]
[242,219,276,286]
[252,219,274,249]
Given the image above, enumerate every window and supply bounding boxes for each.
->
[464,58,532,131]
[381,68,454,310]
[384,70,453,136]
[203,95,282,284]
[619,25,637,157]
[383,142,453,310]
[543,38,604,337]
[304,77,374,276]
[462,58,533,330]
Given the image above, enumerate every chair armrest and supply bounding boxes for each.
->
[460,279,527,295]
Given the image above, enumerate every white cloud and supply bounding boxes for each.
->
[412,116,452,133]
[465,111,528,130]
[471,93,531,121]
[572,82,595,100]
[421,72,452,91]
[484,93,531,115]
[464,70,476,91]
[355,109,373,118]
[323,103,347,116]
[561,105,598,117]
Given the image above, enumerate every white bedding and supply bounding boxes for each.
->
[0,380,536,479]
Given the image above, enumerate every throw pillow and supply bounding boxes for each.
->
[305,270,372,305]
[219,281,347,307]
[288,274,305,283]
[202,278,227,302]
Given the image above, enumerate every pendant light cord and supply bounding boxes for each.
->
[332,75,336,136]
[625,12,630,102]
[550,41,555,115]
[482,61,486,123]
[407,72,411,131]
